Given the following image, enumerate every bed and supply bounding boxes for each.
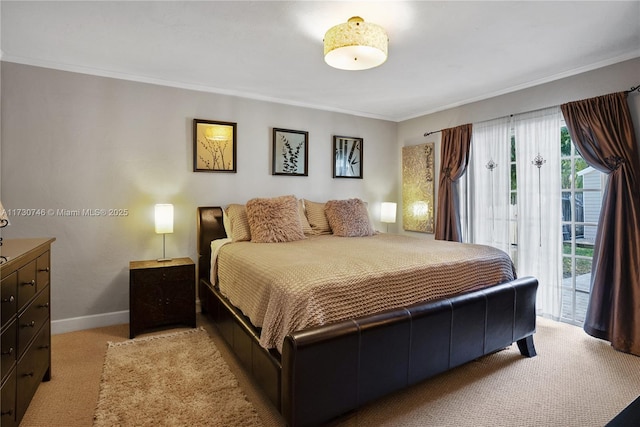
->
[197,202,538,427]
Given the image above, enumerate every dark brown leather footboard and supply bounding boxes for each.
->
[197,206,538,427]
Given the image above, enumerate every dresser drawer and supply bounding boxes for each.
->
[16,325,50,422]
[17,287,50,357]
[36,251,51,292]
[17,261,37,311]
[1,368,17,427]
[1,320,17,382]
[1,273,17,326]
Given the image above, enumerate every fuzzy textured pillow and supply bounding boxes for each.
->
[246,195,306,243]
[225,204,251,242]
[324,198,375,237]
[303,199,332,235]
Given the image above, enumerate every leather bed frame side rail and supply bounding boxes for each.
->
[281,276,538,427]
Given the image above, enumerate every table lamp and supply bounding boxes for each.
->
[155,204,173,262]
[380,202,397,233]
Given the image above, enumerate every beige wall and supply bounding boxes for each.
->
[0,63,398,331]
[397,57,640,238]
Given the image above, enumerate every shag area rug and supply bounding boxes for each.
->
[93,327,263,426]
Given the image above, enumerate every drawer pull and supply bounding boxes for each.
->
[1,409,13,416]
[1,347,13,355]
[39,344,50,349]
[1,295,15,303]
[21,279,36,287]
[39,302,50,308]
[23,371,34,377]
[21,320,36,328]
[38,267,50,272]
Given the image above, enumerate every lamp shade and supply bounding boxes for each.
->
[324,16,388,71]
[0,201,8,226]
[154,204,174,234]
[380,202,397,224]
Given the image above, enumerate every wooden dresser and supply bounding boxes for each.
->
[1,238,55,427]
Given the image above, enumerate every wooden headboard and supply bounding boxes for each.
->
[196,207,226,281]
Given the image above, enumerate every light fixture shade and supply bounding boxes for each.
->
[324,16,388,71]
[380,202,397,224]
[154,204,174,234]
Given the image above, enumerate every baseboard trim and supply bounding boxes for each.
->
[51,310,129,335]
[51,300,202,335]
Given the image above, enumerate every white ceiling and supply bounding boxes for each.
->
[2,1,639,122]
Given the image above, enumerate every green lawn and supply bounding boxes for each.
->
[563,242,594,277]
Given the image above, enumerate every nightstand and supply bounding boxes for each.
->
[129,257,196,339]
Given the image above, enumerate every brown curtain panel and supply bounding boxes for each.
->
[561,92,640,356]
[435,123,472,242]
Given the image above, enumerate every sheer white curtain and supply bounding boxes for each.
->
[462,117,512,254]
[514,106,563,319]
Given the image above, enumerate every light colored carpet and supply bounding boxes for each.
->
[92,327,263,427]
[19,315,640,427]
[336,317,640,426]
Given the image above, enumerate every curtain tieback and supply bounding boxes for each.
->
[605,156,625,170]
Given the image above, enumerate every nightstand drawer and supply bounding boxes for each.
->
[1,273,17,326]
[130,265,192,285]
[17,287,50,357]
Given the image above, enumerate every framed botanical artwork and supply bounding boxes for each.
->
[193,119,237,172]
[333,135,363,178]
[272,128,308,176]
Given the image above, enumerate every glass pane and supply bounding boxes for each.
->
[582,170,602,190]
[511,164,517,191]
[574,192,584,224]
[582,225,598,246]
[582,189,603,226]
[562,191,572,222]
[562,255,572,278]
[511,136,516,161]
[574,160,590,189]
[561,127,572,156]
[575,291,589,323]
[561,287,573,320]
[561,159,572,189]
[575,257,592,279]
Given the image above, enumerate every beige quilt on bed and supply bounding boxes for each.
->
[214,233,515,351]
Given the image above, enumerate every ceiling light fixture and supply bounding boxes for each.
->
[323,16,388,71]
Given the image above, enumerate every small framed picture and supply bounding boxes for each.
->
[272,128,308,176]
[333,136,363,178]
[193,119,237,172]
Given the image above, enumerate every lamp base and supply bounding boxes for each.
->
[157,257,172,262]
